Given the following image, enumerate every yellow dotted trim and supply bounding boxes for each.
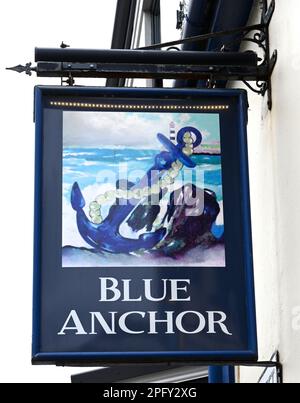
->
[49,101,230,111]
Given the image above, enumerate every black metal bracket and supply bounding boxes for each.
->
[138,0,277,109]
[241,0,277,109]
[256,352,283,384]
[6,1,277,109]
[70,352,283,383]
[59,42,75,86]
[176,1,186,31]
[6,62,36,76]
[71,352,283,384]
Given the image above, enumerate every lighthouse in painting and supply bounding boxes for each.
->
[169,121,176,143]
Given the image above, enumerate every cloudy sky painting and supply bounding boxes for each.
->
[63,110,221,150]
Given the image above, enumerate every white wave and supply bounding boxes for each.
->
[62,183,72,199]
[63,151,97,157]
[62,194,90,248]
[82,161,99,166]
[199,164,222,172]
[64,157,84,163]
[63,167,89,178]
[216,200,224,226]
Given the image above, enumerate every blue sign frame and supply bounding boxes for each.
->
[32,86,257,365]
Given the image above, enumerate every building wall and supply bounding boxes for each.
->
[237,0,300,383]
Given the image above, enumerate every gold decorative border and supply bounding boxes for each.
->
[49,101,230,111]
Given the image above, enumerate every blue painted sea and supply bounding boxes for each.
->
[63,148,223,202]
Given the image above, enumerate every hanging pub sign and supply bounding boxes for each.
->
[32,86,257,365]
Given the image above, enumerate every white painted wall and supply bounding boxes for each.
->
[237,0,300,383]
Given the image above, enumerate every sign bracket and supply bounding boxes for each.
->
[6,1,277,109]
[70,354,283,384]
[257,352,283,383]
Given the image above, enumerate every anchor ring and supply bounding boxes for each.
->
[177,126,202,148]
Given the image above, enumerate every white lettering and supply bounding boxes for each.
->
[58,310,87,335]
[148,311,175,334]
[207,311,232,335]
[58,310,233,336]
[99,278,192,302]
[176,311,206,334]
[170,279,191,302]
[90,312,117,335]
[144,279,168,302]
[122,280,142,302]
[59,278,233,338]
[99,278,121,302]
[119,312,145,334]
[103,388,138,400]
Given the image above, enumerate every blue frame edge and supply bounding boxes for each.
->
[238,92,258,355]
[32,86,43,360]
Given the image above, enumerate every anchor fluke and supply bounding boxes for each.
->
[71,182,86,211]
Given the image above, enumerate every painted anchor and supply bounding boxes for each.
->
[71,127,202,254]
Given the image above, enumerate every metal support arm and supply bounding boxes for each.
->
[6,0,277,109]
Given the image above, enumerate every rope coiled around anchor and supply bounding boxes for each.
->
[89,132,195,225]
